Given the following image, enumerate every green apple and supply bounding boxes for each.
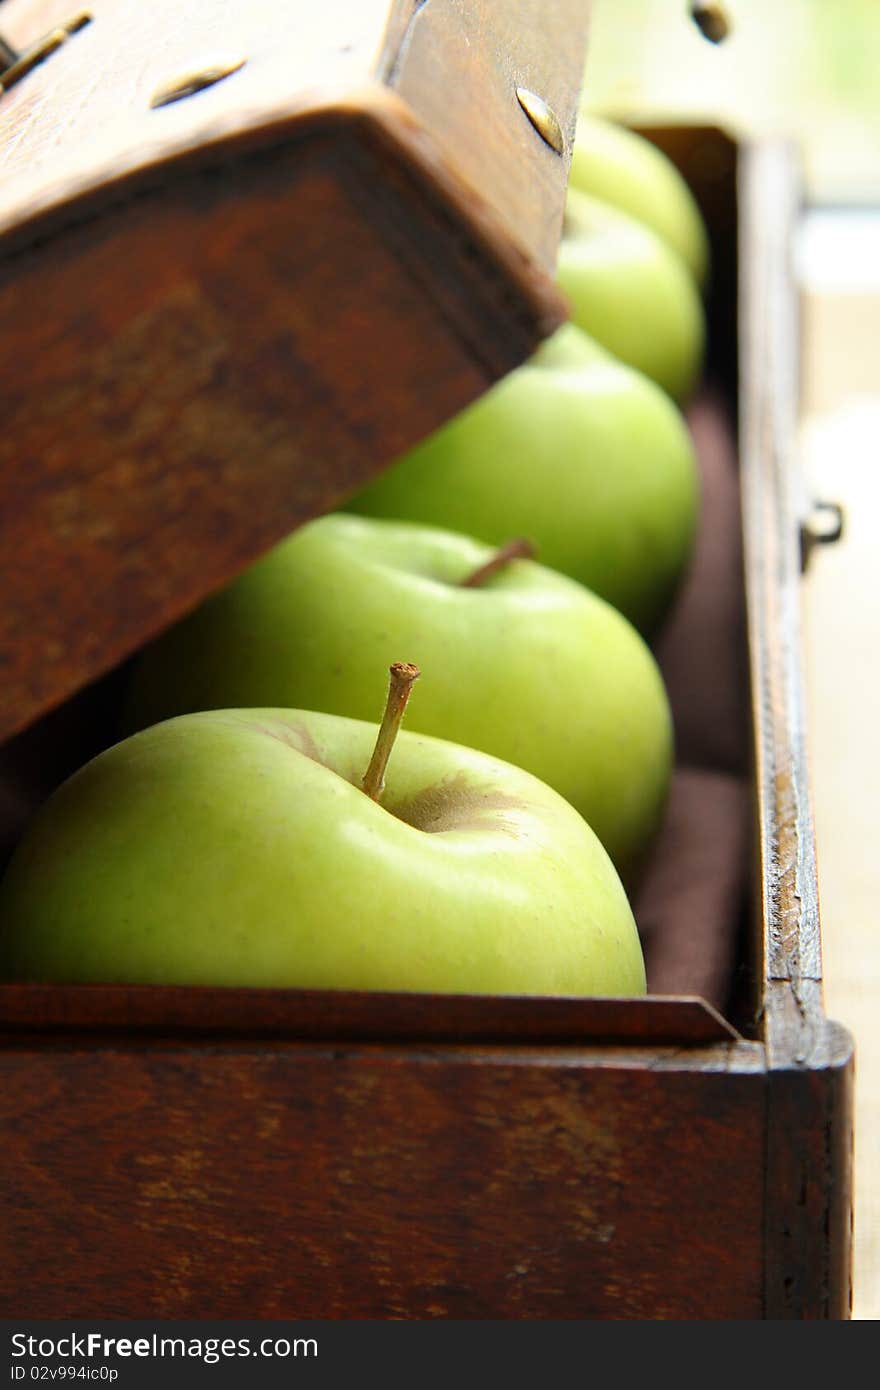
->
[569,115,710,287]
[125,512,674,879]
[346,324,699,635]
[556,187,706,402]
[0,689,646,997]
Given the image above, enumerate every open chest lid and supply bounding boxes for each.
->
[0,0,589,745]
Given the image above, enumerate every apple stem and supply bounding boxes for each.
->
[460,537,536,588]
[362,662,421,804]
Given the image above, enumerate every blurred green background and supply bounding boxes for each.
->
[581,0,880,202]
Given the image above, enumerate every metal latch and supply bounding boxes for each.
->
[800,499,845,572]
[0,11,91,96]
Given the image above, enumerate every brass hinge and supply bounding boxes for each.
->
[0,11,91,96]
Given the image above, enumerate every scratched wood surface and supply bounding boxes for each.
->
[0,0,586,743]
[0,1040,768,1319]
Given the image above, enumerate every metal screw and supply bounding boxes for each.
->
[150,58,246,110]
[515,87,565,156]
[0,11,92,95]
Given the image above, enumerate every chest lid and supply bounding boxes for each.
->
[0,0,588,743]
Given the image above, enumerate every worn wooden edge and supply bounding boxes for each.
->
[762,991,854,1318]
[739,139,819,1005]
[738,138,854,1051]
[0,983,742,1046]
[335,84,571,352]
[738,140,855,1317]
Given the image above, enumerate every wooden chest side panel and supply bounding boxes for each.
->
[1,1043,765,1320]
[737,142,855,1316]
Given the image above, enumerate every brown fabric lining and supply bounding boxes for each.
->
[637,386,750,1012]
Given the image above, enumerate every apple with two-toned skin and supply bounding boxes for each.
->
[568,115,710,287]
[556,186,706,402]
[0,667,646,998]
[346,323,699,636]
[125,513,674,880]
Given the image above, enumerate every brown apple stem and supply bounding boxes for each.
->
[362,662,421,804]
[460,537,536,588]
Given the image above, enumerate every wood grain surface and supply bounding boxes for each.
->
[1,1039,766,1319]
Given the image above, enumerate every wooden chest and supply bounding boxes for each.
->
[0,1,853,1319]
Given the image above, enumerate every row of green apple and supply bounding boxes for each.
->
[0,118,709,1001]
